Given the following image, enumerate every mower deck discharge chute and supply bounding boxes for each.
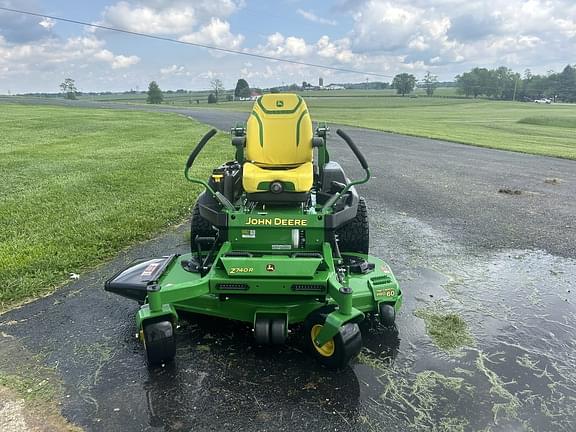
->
[105,94,402,369]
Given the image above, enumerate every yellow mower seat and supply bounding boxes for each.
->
[243,162,314,192]
[243,93,313,194]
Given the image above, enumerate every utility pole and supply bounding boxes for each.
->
[512,76,519,102]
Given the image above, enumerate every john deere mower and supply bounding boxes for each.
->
[105,94,402,369]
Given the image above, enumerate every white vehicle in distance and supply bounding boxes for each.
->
[534,98,552,104]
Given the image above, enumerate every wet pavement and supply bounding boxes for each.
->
[1,105,576,431]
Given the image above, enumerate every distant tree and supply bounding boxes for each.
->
[59,78,78,100]
[422,71,438,96]
[456,66,522,100]
[234,78,251,99]
[146,81,163,104]
[491,66,519,100]
[270,87,280,93]
[557,65,576,102]
[455,68,489,98]
[210,78,224,102]
[392,73,416,96]
[207,93,217,104]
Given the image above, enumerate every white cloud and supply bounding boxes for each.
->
[315,36,356,63]
[179,18,244,50]
[160,64,185,75]
[297,9,337,26]
[195,70,225,80]
[160,64,196,76]
[102,2,197,34]
[252,32,365,69]
[343,0,576,74]
[39,18,55,30]
[101,0,244,35]
[0,35,140,79]
[254,33,313,58]
[112,54,140,69]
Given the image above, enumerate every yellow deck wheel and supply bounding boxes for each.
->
[310,324,335,357]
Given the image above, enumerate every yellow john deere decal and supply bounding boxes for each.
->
[246,217,308,227]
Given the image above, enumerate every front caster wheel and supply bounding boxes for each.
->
[304,308,362,369]
[254,316,287,345]
[379,303,396,327]
[142,320,176,366]
[270,317,287,345]
[254,316,270,345]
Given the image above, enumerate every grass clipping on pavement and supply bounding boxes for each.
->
[0,334,82,431]
[0,103,230,311]
[414,306,474,351]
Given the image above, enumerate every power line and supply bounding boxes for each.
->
[0,6,395,79]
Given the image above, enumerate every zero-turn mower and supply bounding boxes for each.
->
[105,93,402,369]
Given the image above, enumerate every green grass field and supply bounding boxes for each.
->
[0,104,229,311]
[77,87,460,105]
[310,98,576,159]
[201,95,576,159]
[79,90,215,105]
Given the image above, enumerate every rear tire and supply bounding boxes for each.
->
[336,197,369,254]
[190,200,217,252]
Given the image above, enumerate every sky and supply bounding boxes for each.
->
[0,0,575,93]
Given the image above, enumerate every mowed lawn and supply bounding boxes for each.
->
[205,95,576,159]
[311,98,576,159]
[0,104,228,310]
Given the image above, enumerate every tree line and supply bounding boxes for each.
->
[56,63,576,104]
[455,65,576,102]
[389,64,576,101]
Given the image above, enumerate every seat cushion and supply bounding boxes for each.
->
[246,94,313,167]
[243,162,313,193]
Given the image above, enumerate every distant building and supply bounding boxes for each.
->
[325,84,345,90]
[319,77,324,87]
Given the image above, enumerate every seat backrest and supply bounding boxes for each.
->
[246,93,313,167]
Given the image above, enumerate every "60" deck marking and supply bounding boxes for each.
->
[376,289,396,297]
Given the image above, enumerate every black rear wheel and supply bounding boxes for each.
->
[190,200,218,252]
[336,197,369,254]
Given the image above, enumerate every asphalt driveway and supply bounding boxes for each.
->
[1,102,575,431]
